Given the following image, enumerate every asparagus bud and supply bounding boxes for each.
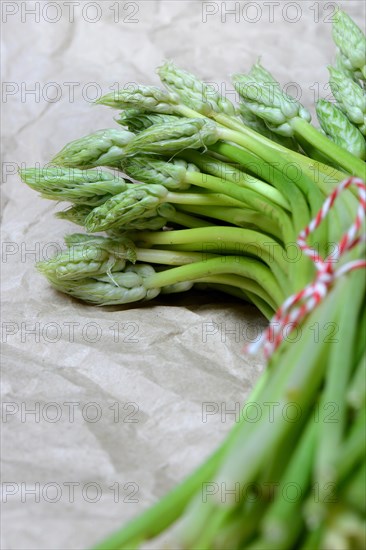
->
[332,10,366,77]
[117,110,182,133]
[238,62,295,145]
[248,62,280,86]
[57,202,176,232]
[124,118,220,156]
[63,233,137,262]
[122,156,199,190]
[107,204,177,233]
[85,184,169,232]
[51,129,135,168]
[239,101,298,149]
[57,205,93,226]
[232,64,311,136]
[20,167,127,206]
[316,99,366,159]
[239,101,274,134]
[328,67,366,133]
[96,85,180,114]
[335,53,361,82]
[45,264,161,306]
[157,60,237,116]
[37,234,136,281]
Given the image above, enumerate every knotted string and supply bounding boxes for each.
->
[247,177,366,359]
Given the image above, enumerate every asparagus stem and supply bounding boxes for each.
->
[166,191,244,208]
[157,242,289,298]
[299,525,324,550]
[204,143,299,236]
[176,204,284,241]
[184,161,290,210]
[196,275,277,313]
[132,223,303,295]
[210,499,268,550]
[206,141,332,289]
[178,279,344,539]
[142,255,284,307]
[336,404,366,483]
[290,117,366,179]
[244,291,275,319]
[218,126,326,218]
[134,249,277,311]
[315,269,366,496]
[340,461,366,515]
[181,148,291,241]
[172,106,323,233]
[353,295,366,365]
[213,111,349,193]
[129,226,290,292]
[165,209,215,228]
[244,515,303,550]
[347,352,366,410]
[260,418,317,546]
[135,248,219,265]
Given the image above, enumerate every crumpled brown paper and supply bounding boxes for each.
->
[2,1,364,548]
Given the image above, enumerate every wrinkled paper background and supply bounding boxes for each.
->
[1,1,364,548]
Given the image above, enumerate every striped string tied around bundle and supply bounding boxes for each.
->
[247,176,366,359]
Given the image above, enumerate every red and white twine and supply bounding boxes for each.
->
[247,177,366,359]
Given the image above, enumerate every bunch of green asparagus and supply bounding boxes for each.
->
[20,9,365,550]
